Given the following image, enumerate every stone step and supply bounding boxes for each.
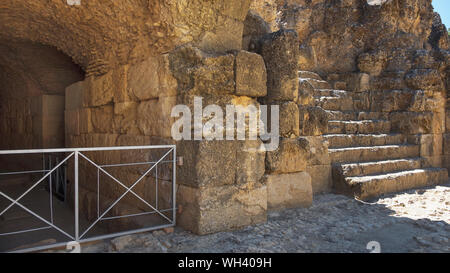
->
[329,144,419,164]
[335,158,422,177]
[300,78,331,89]
[314,96,354,111]
[336,168,448,200]
[324,111,389,121]
[312,89,349,97]
[324,133,407,148]
[327,120,391,134]
[298,71,322,80]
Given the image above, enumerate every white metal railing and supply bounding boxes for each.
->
[0,145,176,253]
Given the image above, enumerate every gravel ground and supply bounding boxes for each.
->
[56,183,450,253]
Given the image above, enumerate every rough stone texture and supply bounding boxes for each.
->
[265,138,307,174]
[307,164,333,194]
[1,0,450,239]
[298,106,328,136]
[177,140,265,188]
[259,29,299,102]
[255,0,448,74]
[176,182,267,235]
[235,51,267,97]
[278,101,300,138]
[265,172,312,210]
[0,0,253,75]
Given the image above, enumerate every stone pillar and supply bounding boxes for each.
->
[168,45,269,234]
[257,29,315,209]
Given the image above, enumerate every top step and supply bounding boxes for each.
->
[298,71,322,80]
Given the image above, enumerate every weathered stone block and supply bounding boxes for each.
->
[419,134,443,157]
[266,138,307,174]
[298,80,314,106]
[357,50,387,76]
[235,51,267,97]
[299,136,331,165]
[306,164,332,194]
[128,56,161,101]
[264,172,312,210]
[390,112,433,134]
[91,105,114,134]
[279,101,299,138]
[84,72,114,107]
[236,140,266,184]
[112,65,131,103]
[298,106,328,136]
[405,69,445,91]
[193,53,236,94]
[137,96,176,138]
[176,182,267,235]
[260,29,299,101]
[177,140,237,188]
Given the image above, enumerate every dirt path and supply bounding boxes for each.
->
[51,183,450,253]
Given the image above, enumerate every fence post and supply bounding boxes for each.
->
[74,151,79,241]
[172,146,176,225]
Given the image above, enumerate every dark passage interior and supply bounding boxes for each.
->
[0,40,85,251]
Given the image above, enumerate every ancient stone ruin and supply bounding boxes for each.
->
[0,0,448,239]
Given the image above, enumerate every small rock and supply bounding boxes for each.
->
[163,227,174,234]
[111,235,134,251]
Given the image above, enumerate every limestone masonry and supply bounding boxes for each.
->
[0,0,449,235]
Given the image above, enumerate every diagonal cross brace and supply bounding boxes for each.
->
[78,152,172,223]
[0,152,75,217]
[79,148,174,239]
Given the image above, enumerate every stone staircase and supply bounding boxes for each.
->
[298,71,448,200]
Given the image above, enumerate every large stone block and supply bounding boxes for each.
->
[390,112,434,134]
[278,101,300,138]
[299,136,330,165]
[236,140,266,184]
[298,80,314,106]
[357,50,387,76]
[91,105,114,134]
[169,46,235,95]
[418,134,443,158]
[235,51,267,97]
[177,182,267,235]
[298,106,328,136]
[84,72,114,107]
[128,56,161,101]
[178,139,265,188]
[306,164,332,194]
[137,96,176,138]
[177,140,237,188]
[405,69,445,92]
[259,29,299,101]
[265,138,307,174]
[264,172,312,210]
[112,65,131,103]
[192,53,236,95]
